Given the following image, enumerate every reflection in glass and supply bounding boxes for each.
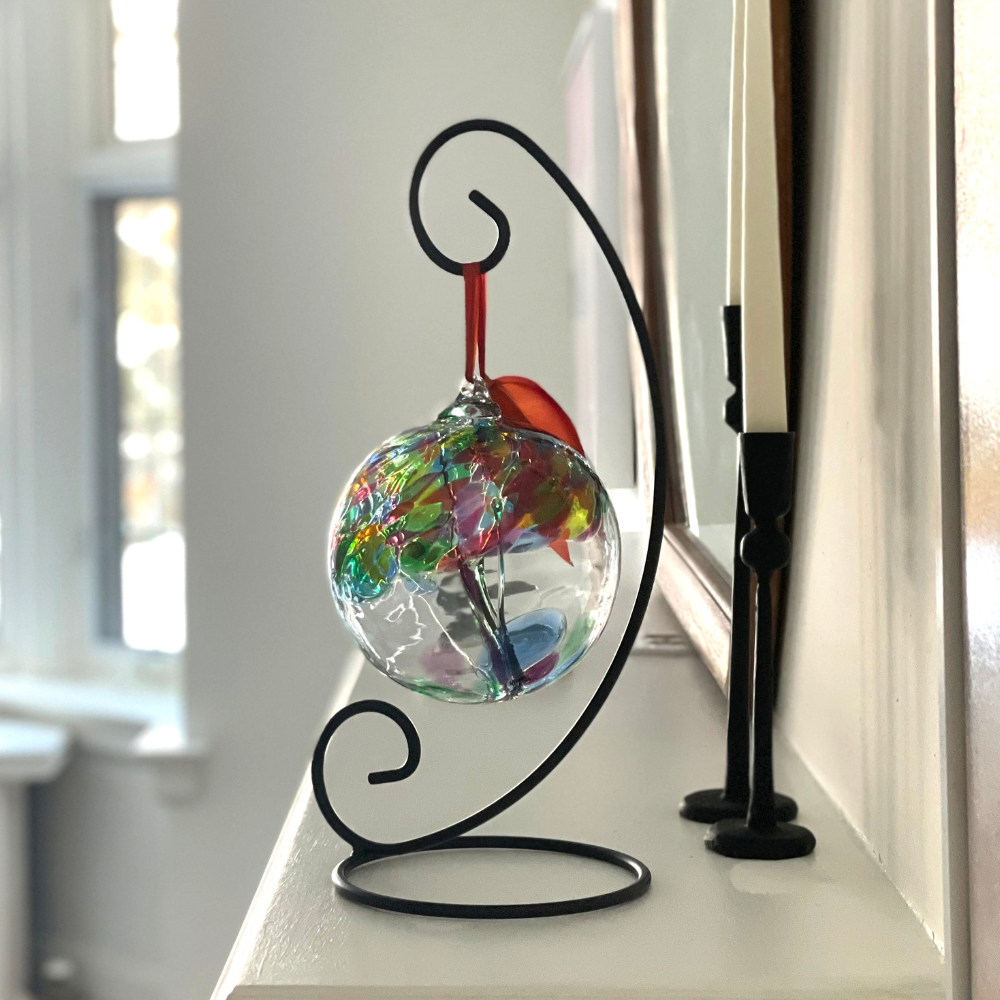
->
[112,0,180,142]
[115,198,184,652]
[662,1,738,573]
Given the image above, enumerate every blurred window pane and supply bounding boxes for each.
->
[104,198,185,652]
[112,0,180,141]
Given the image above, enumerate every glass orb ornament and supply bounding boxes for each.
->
[329,380,620,703]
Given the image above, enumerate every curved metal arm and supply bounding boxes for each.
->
[311,700,421,856]
[313,119,667,859]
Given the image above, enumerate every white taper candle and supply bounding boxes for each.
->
[726,0,746,307]
[741,0,788,433]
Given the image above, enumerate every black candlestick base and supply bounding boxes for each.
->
[680,307,799,829]
[705,816,816,859]
[704,432,816,861]
[680,788,797,824]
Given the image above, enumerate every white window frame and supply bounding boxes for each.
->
[0,0,181,705]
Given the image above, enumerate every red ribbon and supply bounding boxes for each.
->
[462,262,487,382]
[461,261,584,457]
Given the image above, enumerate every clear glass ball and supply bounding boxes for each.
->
[329,381,620,703]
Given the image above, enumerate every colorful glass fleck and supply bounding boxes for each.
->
[329,381,620,703]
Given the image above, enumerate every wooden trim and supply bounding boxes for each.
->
[951,0,995,994]
[772,0,794,389]
[617,0,689,526]
[93,197,124,641]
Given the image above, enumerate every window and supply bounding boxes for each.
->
[0,0,183,685]
[97,198,185,654]
[112,0,180,142]
[94,0,185,657]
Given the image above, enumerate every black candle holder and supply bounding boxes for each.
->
[705,432,816,860]
[310,119,667,918]
[679,307,797,825]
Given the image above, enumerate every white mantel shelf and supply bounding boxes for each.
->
[215,642,945,1000]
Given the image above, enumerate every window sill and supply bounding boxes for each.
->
[0,672,207,803]
[73,136,176,195]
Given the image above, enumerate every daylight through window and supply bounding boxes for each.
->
[115,198,184,652]
[112,0,180,142]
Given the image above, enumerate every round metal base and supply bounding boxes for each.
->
[679,788,798,824]
[333,835,651,919]
[704,817,816,860]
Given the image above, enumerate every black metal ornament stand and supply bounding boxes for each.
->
[679,306,797,827]
[310,119,667,918]
[705,433,816,860]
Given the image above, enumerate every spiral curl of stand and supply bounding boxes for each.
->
[311,119,667,918]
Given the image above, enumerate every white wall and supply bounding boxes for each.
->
[0,0,93,675]
[777,0,953,953]
[170,3,588,998]
[565,5,635,489]
[33,753,170,1000]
